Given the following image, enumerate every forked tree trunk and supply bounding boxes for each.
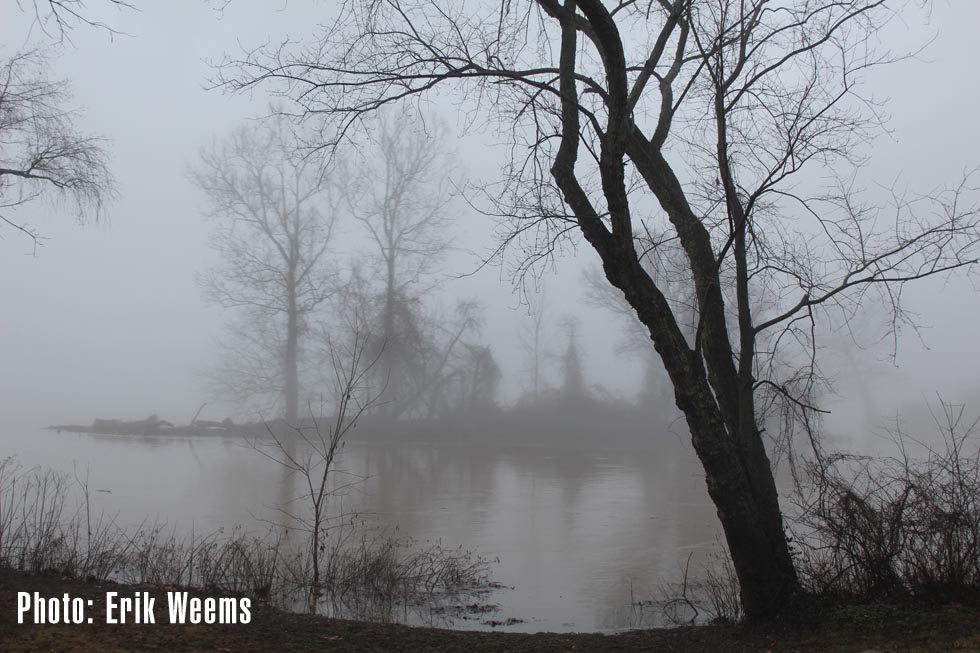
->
[603,254,800,621]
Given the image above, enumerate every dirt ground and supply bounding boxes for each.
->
[2,568,980,652]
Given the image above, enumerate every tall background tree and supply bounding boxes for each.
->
[218,0,980,620]
[343,108,457,416]
[191,118,339,422]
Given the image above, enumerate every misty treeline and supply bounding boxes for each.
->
[210,0,980,621]
[191,108,642,425]
[190,109,484,423]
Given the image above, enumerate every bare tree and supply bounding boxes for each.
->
[20,1,135,42]
[343,108,456,416]
[0,49,113,252]
[217,0,980,620]
[191,118,339,422]
[251,332,382,598]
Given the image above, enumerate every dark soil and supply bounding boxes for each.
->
[2,568,979,652]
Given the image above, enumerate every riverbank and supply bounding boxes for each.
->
[2,568,979,652]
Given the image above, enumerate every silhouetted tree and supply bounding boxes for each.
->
[0,1,138,250]
[192,118,339,422]
[218,0,980,620]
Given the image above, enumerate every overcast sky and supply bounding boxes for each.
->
[1,1,979,442]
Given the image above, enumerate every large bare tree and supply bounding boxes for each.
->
[191,118,339,422]
[217,1,980,620]
[0,48,113,251]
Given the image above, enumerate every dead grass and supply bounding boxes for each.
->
[0,458,494,624]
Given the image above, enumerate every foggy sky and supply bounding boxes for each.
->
[2,1,979,442]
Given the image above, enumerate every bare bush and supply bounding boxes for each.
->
[0,457,495,622]
[298,523,495,623]
[0,460,126,577]
[793,400,980,602]
[654,549,743,626]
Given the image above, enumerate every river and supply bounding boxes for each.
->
[5,427,722,632]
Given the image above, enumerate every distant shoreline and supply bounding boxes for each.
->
[45,401,684,452]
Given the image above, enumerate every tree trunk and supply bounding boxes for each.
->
[681,390,798,621]
[612,260,799,621]
[284,281,299,424]
[379,252,398,416]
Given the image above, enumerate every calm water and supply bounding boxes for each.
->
[5,427,722,632]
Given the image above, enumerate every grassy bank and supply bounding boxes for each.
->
[2,568,980,652]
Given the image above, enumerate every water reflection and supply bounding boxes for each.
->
[6,428,721,631]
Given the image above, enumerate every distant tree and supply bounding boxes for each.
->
[0,49,113,252]
[453,343,501,413]
[191,118,339,422]
[344,108,456,416]
[417,300,497,417]
[519,284,552,403]
[558,316,586,400]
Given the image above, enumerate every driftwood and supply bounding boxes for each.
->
[46,414,253,437]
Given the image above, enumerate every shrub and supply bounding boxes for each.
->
[792,400,980,603]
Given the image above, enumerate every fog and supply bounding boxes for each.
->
[3,0,980,633]
[2,2,979,434]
